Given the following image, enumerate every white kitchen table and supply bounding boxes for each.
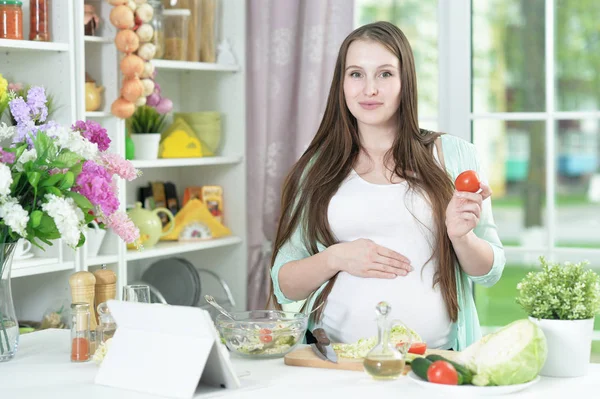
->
[1,329,599,398]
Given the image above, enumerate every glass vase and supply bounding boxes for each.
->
[0,243,20,362]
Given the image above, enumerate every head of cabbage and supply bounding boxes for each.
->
[457,319,547,386]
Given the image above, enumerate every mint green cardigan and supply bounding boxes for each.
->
[270,134,506,351]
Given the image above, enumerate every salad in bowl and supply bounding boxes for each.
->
[216,310,308,359]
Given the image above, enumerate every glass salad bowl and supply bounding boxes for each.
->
[216,310,308,359]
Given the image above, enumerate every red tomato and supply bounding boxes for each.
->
[395,342,427,355]
[258,328,273,343]
[454,170,481,193]
[409,342,427,355]
[427,360,459,385]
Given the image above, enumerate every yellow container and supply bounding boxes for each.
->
[173,112,222,154]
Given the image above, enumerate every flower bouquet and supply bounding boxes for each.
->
[0,85,141,361]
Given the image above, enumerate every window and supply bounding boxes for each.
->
[355,0,439,130]
[355,0,600,359]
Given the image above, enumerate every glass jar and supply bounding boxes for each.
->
[163,8,190,61]
[95,302,117,348]
[148,0,165,59]
[29,0,50,41]
[71,303,91,362]
[0,0,23,40]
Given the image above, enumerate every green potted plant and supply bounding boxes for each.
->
[516,256,600,377]
[127,105,167,160]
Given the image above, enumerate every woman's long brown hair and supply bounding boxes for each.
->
[269,21,459,323]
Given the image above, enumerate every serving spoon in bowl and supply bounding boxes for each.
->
[205,295,236,321]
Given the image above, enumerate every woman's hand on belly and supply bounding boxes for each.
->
[325,238,413,279]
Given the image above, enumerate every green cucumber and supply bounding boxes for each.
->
[425,354,473,384]
[411,357,433,381]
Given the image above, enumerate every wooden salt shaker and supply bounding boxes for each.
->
[93,266,117,324]
[69,271,98,331]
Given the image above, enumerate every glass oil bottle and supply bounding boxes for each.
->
[363,301,413,380]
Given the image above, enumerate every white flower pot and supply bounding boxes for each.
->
[131,133,161,160]
[86,221,106,258]
[529,316,594,377]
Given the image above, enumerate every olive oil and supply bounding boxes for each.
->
[363,301,412,381]
[363,357,406,380]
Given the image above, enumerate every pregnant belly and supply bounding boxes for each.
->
[320,272,452,348]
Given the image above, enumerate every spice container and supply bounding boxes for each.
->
[71,303,91,362]
[0,0,23,40]
[29,0,50,41]
[163,8,190,61]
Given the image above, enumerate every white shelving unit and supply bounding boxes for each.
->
[1,0,81,321]
[152,59,239,72]
[130,155,243,168]
[4,0,247,322]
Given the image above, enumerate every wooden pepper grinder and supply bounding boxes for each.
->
[69,271,98,332]
[93,265,117,324]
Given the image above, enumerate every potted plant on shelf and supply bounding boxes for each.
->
[0,86,141,362]
[127,105,167,160]
[516,256,600,377]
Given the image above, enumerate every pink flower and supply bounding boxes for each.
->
[72,120,111,152]
[0,149,15,164]
[99,152,140,181]
[106,211,140,244]
[8,82,23,91]
[73,161,119,217]
[48,167,69,175]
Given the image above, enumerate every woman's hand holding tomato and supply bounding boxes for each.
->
[446,170,492,240]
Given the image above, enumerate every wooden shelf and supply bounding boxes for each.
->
[86,254,119,267]
[126,236,242,261]
[152,59,239,72]
[84,36,112,44]
[12,258,75,278]
[0,39,69,52]
[130,156,243,168]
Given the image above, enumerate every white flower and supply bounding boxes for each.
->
[0,196,29,236]
[0,163,12,197]
[15,148,37,172]
[48,125,98,160]
[93,338,112,365]
[0,122,16,142]
[41,194,85,247]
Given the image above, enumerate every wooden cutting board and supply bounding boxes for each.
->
[284,345,458,373]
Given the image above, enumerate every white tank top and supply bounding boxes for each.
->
[321,148,453,349]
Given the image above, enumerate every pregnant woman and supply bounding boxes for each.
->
[269,21,505,351]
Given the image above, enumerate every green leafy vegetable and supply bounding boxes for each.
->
[332,326,422,359]
[456,319,547,386]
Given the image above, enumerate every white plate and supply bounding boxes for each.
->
[407,371,541,396]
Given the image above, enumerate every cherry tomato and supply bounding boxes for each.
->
[395,342,427,355]
[258,328,273,343]
[427,360,459,385]
[454,170,481,193]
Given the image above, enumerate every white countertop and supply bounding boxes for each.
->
[1,329,599,398]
